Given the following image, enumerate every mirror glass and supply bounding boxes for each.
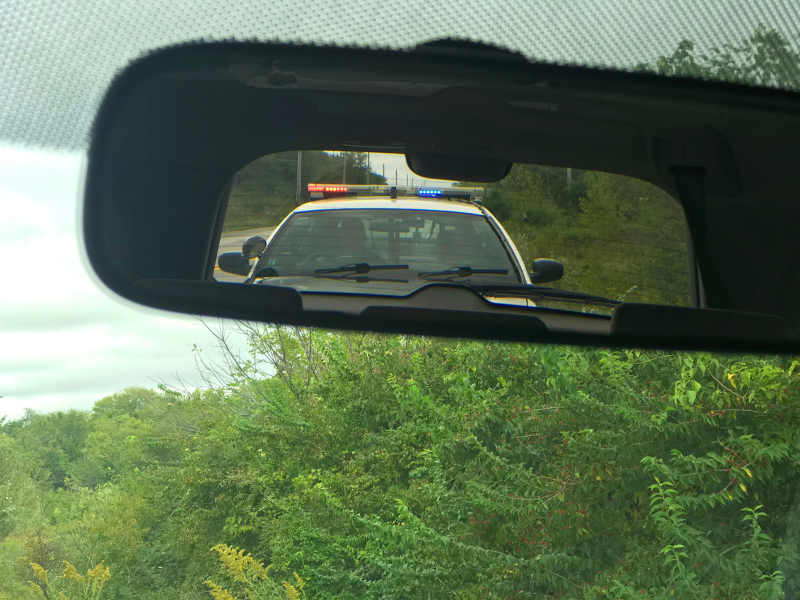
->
[215,151,689,317]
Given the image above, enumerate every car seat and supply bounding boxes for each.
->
[333,217,382,261]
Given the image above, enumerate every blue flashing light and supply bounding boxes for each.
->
[417,188,442,197]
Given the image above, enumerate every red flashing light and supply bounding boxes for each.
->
[307,184,348,193]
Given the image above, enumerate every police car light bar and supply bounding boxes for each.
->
[307,183,484,202]
[307,184,349,193]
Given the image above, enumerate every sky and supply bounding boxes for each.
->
[0,144,245,421]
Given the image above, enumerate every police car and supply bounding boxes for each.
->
[218,184,579,315]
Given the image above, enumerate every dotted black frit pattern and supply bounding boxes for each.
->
[1,0,799,150]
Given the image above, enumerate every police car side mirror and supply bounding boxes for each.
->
[242,236,267,259]
[217,252,251,277]
[529,259,564,284]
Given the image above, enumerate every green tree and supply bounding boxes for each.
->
[10,411,91,489]
[636,25,800,90]
[225,151,386,231]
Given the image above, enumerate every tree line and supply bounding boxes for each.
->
[2,328,799,599]
[224,151,385,232]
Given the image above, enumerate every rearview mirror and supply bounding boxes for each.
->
[83,41,800,353]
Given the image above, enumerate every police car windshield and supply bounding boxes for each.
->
[258,208,520,284]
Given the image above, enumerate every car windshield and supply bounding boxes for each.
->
[5,3,800,600]
[258,208,519,283]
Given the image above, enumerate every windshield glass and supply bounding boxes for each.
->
[3,1,800,150]
[258,208,519,284]
[4,4,800,600]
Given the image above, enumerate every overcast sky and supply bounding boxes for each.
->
[366,153,455,187]
[0,144,245,421]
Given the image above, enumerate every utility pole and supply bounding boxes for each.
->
[295,151,302,205]
[367,153,370,185]
[342,153,347,184]
[567,167,573,189]
[395,170,398,186]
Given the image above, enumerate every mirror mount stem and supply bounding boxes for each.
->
[670,166,733,310]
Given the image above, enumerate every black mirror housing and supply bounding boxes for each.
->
[530,259,564,284]
[217,252,251,276]
[406,153,512,183]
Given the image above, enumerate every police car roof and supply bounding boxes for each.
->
[293,197,485,215]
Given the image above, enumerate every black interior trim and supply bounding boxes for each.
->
[134,279,303,315]
[360,306,547,340]
[205,179,233,281]
[611,303,791,341]
[684,221,702,308]
[129,280,800,352]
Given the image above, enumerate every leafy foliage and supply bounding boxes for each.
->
[27,559,110,600]
[225,151,386,231]
[479,167,689,307]
[2,330,800,599]
[635,26,800,90]
[203,544,306,600]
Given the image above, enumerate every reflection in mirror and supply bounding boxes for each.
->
[215,151,689,319]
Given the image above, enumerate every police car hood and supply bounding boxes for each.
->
[254,276,534,309]
[256,275,447,297]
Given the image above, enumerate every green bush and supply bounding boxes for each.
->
[2,330,800,599]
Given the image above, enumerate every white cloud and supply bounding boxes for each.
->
[0,144,245,421]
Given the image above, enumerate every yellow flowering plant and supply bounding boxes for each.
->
[27,560,110,600]
[204,544,306,600]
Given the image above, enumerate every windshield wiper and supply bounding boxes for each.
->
[473,284,621,308]
[314,263,409,275]
[419,266,509,280]
[314,273,409,284]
